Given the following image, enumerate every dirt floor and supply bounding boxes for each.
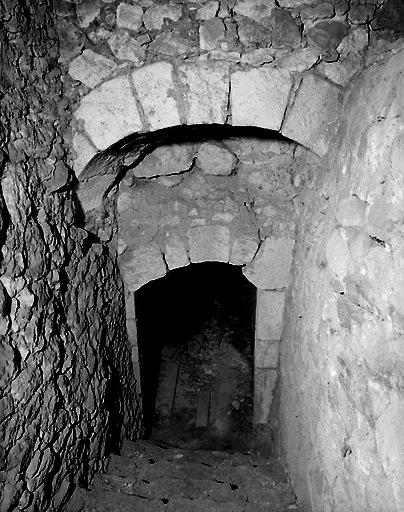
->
[67,438,304,512]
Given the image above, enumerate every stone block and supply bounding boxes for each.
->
[132,62,180,131]
[270,8,301,48]
[234,0,275,22]
[164,237,190,270]
[142,4,182,30]
[188,225,230,263]
[108,30,145,63]
[336,196,366,227]
[231,67,292,131]
[74,76,143,150]
[119,244,167,291]
[277,47,320,72]
[254,368,278,424]
[306,20,348,58]
[116,3,143,32]
[199,18,226,50]
[196,142,236,175]
[255,339,279,369]
[178,62,230,125]
[230,236,259,266]
[256,290,286,340]
[77,0,101,28]
[133,142,194,178]
[71,131,98,176]
[196,1,219,20]
[149,31,193,57]
[243,238,294,290]
[68,49,117,88]
[281,73,343,156]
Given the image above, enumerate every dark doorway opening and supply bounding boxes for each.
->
[135,262,256,449]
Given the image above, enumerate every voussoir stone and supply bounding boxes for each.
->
[230,235,259,265]
[119,244,167,291]
[74,76,143,150]
[68,49,117,88]
[281,73,343,156]
[196,142,237,175]
[178,61,230,125]
[243,237,294,289]
[231,67,292,131]
[131,62,181,130]
[164,236,190,270]
[188,225,230,263]
[108,30,145,63]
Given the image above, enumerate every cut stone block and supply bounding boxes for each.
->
[234,0,275,21]
[116,3,143,31]
[71,131,98,176]
[164,236,190,270]
[188,225,230,263]
[281,73,343,156]
[196,142,237,175]
[256,290,286,340]
[68,49,117,88]
[133,143,194,178]
[254,368,278,424]
[119,244,167,291]
[178,62,230,125]
[230,236,259,266]
[74,76,143,150]
[243,238,294,290]
[231,67,292,131]
[255,339,279,369]
[132,62,181,130]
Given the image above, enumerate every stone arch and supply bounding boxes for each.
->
[72,60,343,175]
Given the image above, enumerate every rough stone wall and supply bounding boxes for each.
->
[280,47,404,511]
[0,2,140,511]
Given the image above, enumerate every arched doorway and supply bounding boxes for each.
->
[135,262,256,449]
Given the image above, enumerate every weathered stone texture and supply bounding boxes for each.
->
[0,4,140,511]
[281,73,343,156]
[120,244,167,291]
[131,62,180,131]
[74,76,143,150]
[69,49,117,88]
[178,62,229,125]
[256,290,286,340]
[188,225,231,263]
[280,49,404,512]
[243,238,294,290]
[231,68,292,131]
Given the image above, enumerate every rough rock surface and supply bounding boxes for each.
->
[280,48,404,512]
[0,3,140,511]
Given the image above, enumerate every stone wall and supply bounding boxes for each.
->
[280,47,404,511]
[114,134,317,427]
[0,2,140,511]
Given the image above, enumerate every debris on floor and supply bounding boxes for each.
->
[67,438,304,512]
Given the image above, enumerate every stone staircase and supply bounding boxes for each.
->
[68,438,304,512]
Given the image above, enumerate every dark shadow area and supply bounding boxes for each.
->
[135,262,256,450]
